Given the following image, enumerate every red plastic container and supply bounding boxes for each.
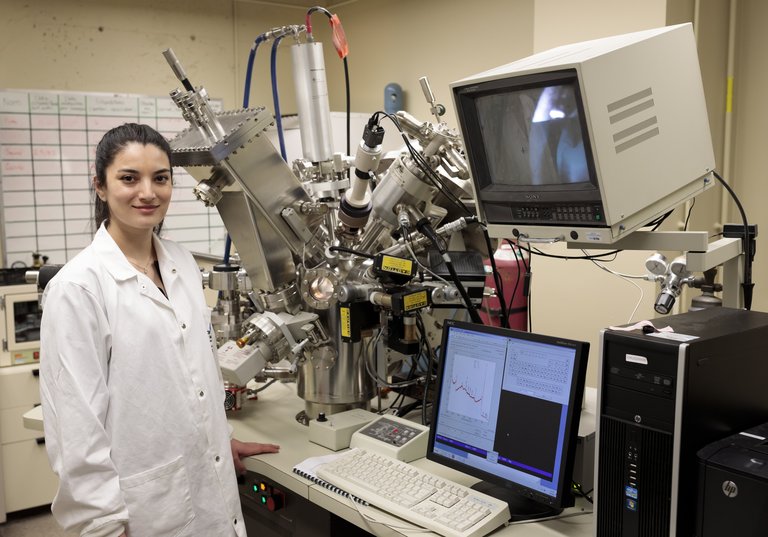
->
[479,242,528,330]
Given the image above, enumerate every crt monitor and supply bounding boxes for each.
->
[427,319,588,521]
[451,23,715,244]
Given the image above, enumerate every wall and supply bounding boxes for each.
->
[325,0,535,121]
[732,0,767,313]
[532,0,668,51]
[1,0,237,105]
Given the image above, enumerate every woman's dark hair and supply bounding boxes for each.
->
[93,123,173,232]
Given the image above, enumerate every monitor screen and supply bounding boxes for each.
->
[427,319,588,520]
[474,79,591,188]
[454,70,605,231]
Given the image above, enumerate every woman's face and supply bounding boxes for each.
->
[95,142,172,234]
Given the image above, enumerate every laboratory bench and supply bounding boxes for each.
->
[19,378,595,536]
[228,381,594,537]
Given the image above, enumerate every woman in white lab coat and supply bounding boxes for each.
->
[39,123,279,537]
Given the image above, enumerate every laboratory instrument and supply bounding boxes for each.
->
[0,271,42,368]
[162,22,483,421]
[349,414,429,462]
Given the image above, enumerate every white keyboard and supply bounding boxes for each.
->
[316,449,510,537]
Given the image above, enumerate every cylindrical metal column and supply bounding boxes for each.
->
[296,308,376,419]
[291,42,333,163]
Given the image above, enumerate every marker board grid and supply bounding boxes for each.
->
[0,89,226,267]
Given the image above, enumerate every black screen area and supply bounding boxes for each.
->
[13,299,41,343]
[494,391,561,480]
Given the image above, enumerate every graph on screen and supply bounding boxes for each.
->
[447,356,496,423]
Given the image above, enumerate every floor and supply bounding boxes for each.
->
[0,507,78,537]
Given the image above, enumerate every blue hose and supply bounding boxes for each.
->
[243,35,265,108]
[224,34,266,265]
[270,35,288,161]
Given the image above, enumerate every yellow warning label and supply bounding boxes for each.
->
[340,306,351,338]
[381,255,413,275]
[403,291,428,311]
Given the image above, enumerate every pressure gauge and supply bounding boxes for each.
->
[645,253,668,275]
[669,256,690,277]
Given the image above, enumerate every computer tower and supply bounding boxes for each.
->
[696,421,768,537]
[594,307,768,537]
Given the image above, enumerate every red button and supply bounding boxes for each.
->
[266,489,285,511]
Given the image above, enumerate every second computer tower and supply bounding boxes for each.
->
[594,307,768,537]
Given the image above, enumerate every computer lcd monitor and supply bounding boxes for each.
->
[451,23,715,244]
[427,319,588,520]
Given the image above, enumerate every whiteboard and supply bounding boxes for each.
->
[0,89,227,267]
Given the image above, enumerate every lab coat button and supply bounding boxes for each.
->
[172,268,177,274]
[181,323,187,329]
[234,519,238,525]
[215,455,221,462]
[199,390,204,398]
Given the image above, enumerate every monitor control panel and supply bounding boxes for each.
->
[511,203,604,224]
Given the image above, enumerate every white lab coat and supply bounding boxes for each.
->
[40,225,245,537]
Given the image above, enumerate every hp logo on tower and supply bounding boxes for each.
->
[721,480,738,498]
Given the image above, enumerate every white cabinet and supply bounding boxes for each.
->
[0,363,58,521]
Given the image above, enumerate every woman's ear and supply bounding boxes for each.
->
[93,176,106,201]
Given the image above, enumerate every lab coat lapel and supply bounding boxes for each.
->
[151,234,181,303]
[92,224,173,310]
[136,276,171,307]
[91,225,137,283]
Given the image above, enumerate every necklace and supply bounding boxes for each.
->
[126,255,155,274]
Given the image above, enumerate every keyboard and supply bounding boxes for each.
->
[316,449,510,537]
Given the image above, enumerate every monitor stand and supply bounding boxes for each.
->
[471,481,563,522]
